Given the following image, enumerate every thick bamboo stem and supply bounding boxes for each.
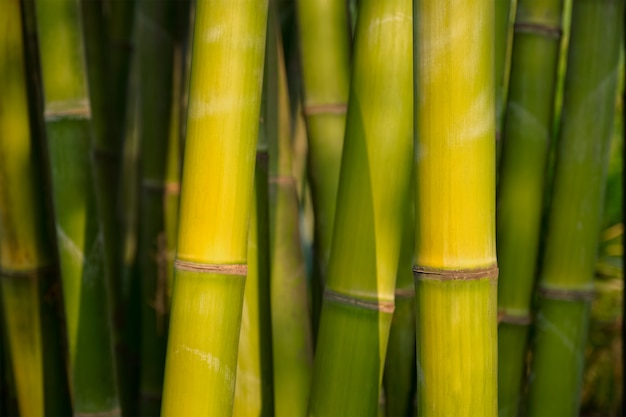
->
[413,0,497,415]
[308,0,413,415]
[527,1,623,415]
[160,1,268,415]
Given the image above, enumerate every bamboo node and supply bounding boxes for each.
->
[537,285,594,302]
[269,175,297,187]
[174,259,247,276]
[413,265,499,281]
[44,99,91,120]
[0,265,54,279]
[302,102,348,116]
[498,310,532,325]
[76,407,122,417]
[256,150,269,164]
[141,179,181,194]
[514,22,562,39]
[324,288,395,313]
[394,287,415,298]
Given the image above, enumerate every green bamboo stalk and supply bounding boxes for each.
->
[296,0,350,337]
[34,0,121,413]
[496,1,565,415]
[308,0,413,415]
[233,132,274,416]
[495,0,516,136]
[0,1,72,415]
[383,203,416,417]
[527,1,624,415]
[136,0,177,412]
[413,0,497,415]
[160,1,268,415]
[266,5,313,415]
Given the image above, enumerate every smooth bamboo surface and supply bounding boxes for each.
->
[35,0,121,413]
[527,1,623,415]
[308,0,413,415]
[297,0,351,336]
[161,1,268,415]
[496,1,565,415]
[413,0,497,415]
[267,8,313,415]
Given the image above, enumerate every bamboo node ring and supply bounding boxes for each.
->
[498,310,532,325]
[324,288,395,313]
[269,175,297,187]
[0,265,55,279]
[303,102,348,116]
[514,21,562,38]
[76,407,122,417]
[537,285,594,302]
[413,265,499,281]
[174,259,247,276]
[394,287,415,298]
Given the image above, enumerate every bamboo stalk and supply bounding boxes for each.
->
[233,135,274,416]
[308,0,413,415]
[383,202,416,417]
[527,1,624,415]
[496,1,565,415]
[0,1,72,415]
[34,0,121,413]
[266,5,313,415]
[413,0,497,415]
[160,1,268,415]
[136,0,177,413]
[495,0,516,137]
[296,0,350,337]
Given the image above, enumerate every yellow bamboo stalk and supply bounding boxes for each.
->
[160,1,268,415]
[413,0,497,415]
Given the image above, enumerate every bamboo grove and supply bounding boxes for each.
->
[0,0,624,416]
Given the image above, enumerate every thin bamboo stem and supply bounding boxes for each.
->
[35,0,121,413]
[296,0,350,337]
[527,1,624,415]
[413,0,497,415]
[160,1,268,415]
[308,0,413,415]
[266,5,313,415]
[136,0,177,412]
[496,1,565,415]
[0,1,72,415]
